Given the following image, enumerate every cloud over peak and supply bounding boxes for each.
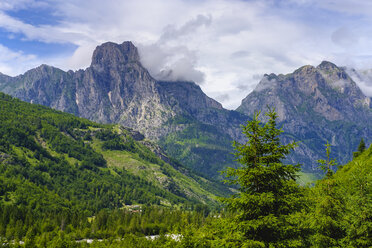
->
[0,0,372,108]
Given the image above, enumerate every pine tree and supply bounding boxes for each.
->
[353,138,366,158]
[222,109,305,247]
[358,138,366,153]
[310,142,345,248]
[317,141,337,181]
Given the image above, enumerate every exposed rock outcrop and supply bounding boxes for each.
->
[0,41,248,177]
[237,61,372,169]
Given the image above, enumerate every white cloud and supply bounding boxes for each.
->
[0,0,372,108]
[345,68,372,97]
[0,44,39,75]
[159,14,212,43]
[308,0,372,16]
[0,0,47,11]
[331,27,358,47]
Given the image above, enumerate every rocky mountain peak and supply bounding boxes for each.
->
[316,60,339,71]
[34,64,58,73]
[253,73,278,92]
[294,65,316,74]
[316,60,350,84]
[237,61,372,169]
[21,64,63,82]
[91,41,140,69]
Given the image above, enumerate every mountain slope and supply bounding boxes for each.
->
[0,92,232,213]
[237,61,372,170]
[308,144,371,247]
[0,41,248,178]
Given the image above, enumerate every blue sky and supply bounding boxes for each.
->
[0,0,372,108]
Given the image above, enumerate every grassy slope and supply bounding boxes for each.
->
[308,145,371,246]
[0,93,230,214]
[297,171,322,186]
[333,144,371,199]
[159,120,237,179]
[91,133,230,206]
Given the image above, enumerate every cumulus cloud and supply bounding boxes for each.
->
[0,44,39,75]
[138,42,205,83]
[159,14,212,43]
[138,14,211,84]
[253,75,277,92]
[0,0,47,11]
[215,93,230,102]
[1,0,372,108]
[230,50,250,59]
[345,67,372,97]
[307,0,372,16]
[331,27,358,47]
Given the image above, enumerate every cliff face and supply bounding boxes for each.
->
[237,61,372,169]
[2,41,369,174]
[0,41,248,178]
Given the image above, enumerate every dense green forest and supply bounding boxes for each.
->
[0,92,226,246]
[0,92,371,247]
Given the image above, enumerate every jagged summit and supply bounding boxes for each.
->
[237,61,371,169]
[91,41,140,69]
[317,60,339,70]
[296,64,316,71]
[2,40,369,174]
[0,40,245,177]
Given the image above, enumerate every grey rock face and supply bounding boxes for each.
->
[237,61,372,170]
[0,41,248,177]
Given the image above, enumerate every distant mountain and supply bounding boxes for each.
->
[2,41,369,174]
[237,61,372,170]
[0,41,248,178]
[0,92,231,211]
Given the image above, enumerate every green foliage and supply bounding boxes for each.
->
[222,109,306,247]
[307,142,371,247]
[1,92,370,247]
[353,138,366,159]
[159,121,237,178]
[358,138,366,153]
[0,92,224,245]
[332,145,372,247]
[317,141,337,179]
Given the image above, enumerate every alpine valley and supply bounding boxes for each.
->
[1,41,372,247]
[0,41,371,178]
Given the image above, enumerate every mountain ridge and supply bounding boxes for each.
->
[0,41,248,178]
[1,41,371,175]
[237,60,372,169]
[0,91,230,208]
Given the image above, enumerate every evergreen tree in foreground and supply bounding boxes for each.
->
[222,109,306,247]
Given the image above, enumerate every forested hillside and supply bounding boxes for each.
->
[0,93,370,247]
[0,42,249,179]
[163,113,371,248]
[0,92,235,246]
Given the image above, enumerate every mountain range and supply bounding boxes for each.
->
[0,92,230,210]
[0,41,371,176]
[237,61,372,168]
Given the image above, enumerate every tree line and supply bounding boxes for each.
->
[0,92,370,247]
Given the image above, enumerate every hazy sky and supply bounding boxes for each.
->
[1,0,372,109]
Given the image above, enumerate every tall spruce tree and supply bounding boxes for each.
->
[222,109,305,247]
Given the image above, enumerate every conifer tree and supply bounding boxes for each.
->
[317,141,337,181]
[222,109,305,247]
[353,138,366,158]
[310,142,345,247]
[358,138,366,153]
